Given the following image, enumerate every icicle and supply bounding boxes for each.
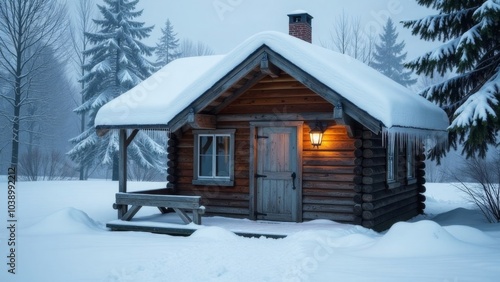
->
[382,126,448,152]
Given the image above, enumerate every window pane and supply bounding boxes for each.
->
[199,136,213,155]
[215,136,230,177]
[199,156,213,177]
[216,136,230,155]
[216,156,230,177]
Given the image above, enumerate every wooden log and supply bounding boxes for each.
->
[362,173,386,185]
[362,203,419,229]
[353,204,363,216]
[418,185,426,193]
[167,160,177,168]
[362,182,386,193]
[303,165,356,174]
[417,161,426,169]
[362,189,418,211]
[365,208,420,231]
[354,166,363,176]
[188,113,216,129]
[303,158,359,166]
[302,181,355,190]
[166,175,177,183]
[167,153,177,160]
[303,196,354,206]
[302,212,355,222]
[303,204,354,213]
[303,189,356,198]
[417,169,426,177]
[354,149,363,158]
[362,185,414,202]
[363,148,386,159]
[362,166,386,176]
[353,216,363,225]
[418,194,426,202]
[354,175,363,185]
[362,197,418,220]
[353,185,363,193]
[362,157,386,167]
[417,177,426,185]
[416,153,426,161]
[354,139,363,148]
[353,193,363,204]
[362,130,380,139]
[166,167,176,174]
[362,139,383,148]
[167,147,178,154]
[168,138,178,146]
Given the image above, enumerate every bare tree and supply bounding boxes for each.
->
[322,10,374,64]
[451,154,500,223]
[179,38,215,58]
[70,0,96,180]
[19,147,75,181]
[0,0,68,172]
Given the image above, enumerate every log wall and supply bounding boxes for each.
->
[358,129,425,231]
[302,124,361,223]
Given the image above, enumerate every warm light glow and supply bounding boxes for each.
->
[309,123,323,148]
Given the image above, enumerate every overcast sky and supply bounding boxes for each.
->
[77,0,438,60]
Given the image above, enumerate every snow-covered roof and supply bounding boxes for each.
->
[95,31,449,142]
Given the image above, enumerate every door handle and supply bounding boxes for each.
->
[291,172,296,190]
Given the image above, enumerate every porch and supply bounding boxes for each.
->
[106,212,351,239]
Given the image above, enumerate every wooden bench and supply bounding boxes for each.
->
[113,191,205,225]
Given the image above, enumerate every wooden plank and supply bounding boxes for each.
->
[217,112,334,122]
[173,208,192,224]
[121,205,142,221]
[118,129,128,219]
[302,212,355,222]
[302,204,354,213]
[106,222,287,238]
[116,193,201,209]
[303,165,355,174]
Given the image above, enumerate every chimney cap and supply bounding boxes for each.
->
[287,10,311,16]
[287,10,313,25]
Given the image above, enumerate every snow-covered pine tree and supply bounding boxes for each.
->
[371,18,416,87]
[68,0,165,180]
[155,19,181,66]
[403,0,500,160]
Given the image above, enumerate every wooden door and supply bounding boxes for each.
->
[255,126,300,221]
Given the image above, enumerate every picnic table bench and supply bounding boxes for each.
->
[112,189,205,225]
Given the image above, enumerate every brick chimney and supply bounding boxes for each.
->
[287,11,313,43]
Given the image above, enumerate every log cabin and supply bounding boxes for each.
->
[95,12,449,232]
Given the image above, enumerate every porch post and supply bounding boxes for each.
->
[118,129,128,218]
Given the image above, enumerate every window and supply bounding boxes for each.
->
[193,129,235,186]
[386,136,400,189]
[406,141,416,184]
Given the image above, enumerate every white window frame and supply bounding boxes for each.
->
[192,129,235,186]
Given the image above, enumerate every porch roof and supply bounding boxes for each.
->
[95,31,449,142]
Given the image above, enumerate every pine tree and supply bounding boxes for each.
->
[155,19,181,66]
[403,0,500,159]
[371,18,416,87]
[68,0,165,180]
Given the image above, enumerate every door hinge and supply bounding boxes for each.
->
[254,211,267,216]
[256,135,268,139]
[255,173,267,178]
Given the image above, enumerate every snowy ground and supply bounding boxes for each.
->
[0,179,499,282]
